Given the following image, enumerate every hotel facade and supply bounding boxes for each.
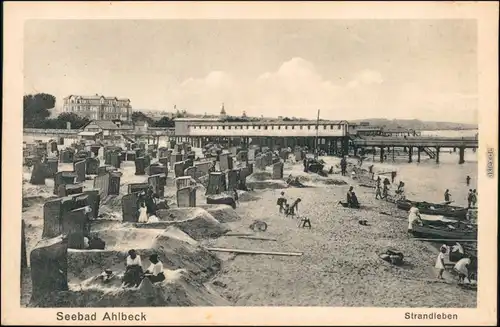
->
[62,94,132,122]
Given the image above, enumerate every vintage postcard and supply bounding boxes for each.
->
[2,1,498,325]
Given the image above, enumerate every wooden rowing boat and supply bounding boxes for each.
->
[411,222,477,240]
[396,199,468,219]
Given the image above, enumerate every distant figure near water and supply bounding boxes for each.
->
[444,189,451,202]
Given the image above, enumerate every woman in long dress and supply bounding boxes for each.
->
[123,249,143,287]
[138,202,148,223]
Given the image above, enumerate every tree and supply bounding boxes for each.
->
[152,116,175,128]
[131,111,154,124]
[56,112,91,129]
[23,93,56,127]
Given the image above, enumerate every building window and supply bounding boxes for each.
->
[211,126,214,129]
[330,124,334,129]
[258,126,261,130]
[308,126,311,130]
[285,126,288,130]
[323,125,327,129]
[228,126,231,130]
[271,126,274,130]
[222,126,225,130]
[300,126,303,130]
[278,126,281,130]
[291,126,294,130]
[264,126,268,130]
[338,125,342,130]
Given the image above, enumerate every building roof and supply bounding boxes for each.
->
[184,119,350,126]
[64,95,131,101]
[82,120,120,130]
[78,131,102,136]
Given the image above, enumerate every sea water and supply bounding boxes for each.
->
[365,130,478,208]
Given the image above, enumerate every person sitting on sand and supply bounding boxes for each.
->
[435,246,447,279]
[407,205,422,234]
[347,186,354,206]
[143,254,166,284]
[349,192,360,209]
[450,242,465,262]
[453,257,471,284]
[277,192,287,214]
[123,249,143,288]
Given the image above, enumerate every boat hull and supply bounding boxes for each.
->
[411,224,477,240]
[397,200,468,220]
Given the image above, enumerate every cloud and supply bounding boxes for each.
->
[347,69,384,88]
[164,57,476,123]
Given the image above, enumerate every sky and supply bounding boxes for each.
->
[24,20,478,123]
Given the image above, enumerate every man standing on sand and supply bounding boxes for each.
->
[375,183,382,200]
[391,171,397,184]
[467,189,473,208]
[471,189,477,208]
[466,176,471,186]
[340,157,347,176]
[444,189,452,202]
[277,191,287,214]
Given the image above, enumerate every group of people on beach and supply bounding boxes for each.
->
[122,250,166,287]
[435,244,475,285]
[276,191,302,217]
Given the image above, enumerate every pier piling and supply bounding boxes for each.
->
[459,147,465,164]
[408,147,413,163]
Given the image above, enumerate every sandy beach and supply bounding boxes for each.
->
[21,147,477,308]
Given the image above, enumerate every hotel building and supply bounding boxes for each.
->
[62,94,132,122]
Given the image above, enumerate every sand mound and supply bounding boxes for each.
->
[67,227,222,284]
[23,195,56,208]
[248,171,272,181]
[90,219,123,232]
[199,204,241,223]
[32,269,229,307]
[238,191,261,202]
[143,208,230,240]
[247,180,289,190]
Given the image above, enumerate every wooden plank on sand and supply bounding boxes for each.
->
[224,233,255,237]
[237,236,277,241]
[205,247,303,256]
[414,238,477,242]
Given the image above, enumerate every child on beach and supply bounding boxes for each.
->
[435,246,447,279]
[375,184,382,199]
[138,202,148,223]
[277,192,287,214]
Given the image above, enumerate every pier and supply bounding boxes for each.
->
[351,136,478,164]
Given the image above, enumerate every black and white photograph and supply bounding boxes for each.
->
[2,2,498,326]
